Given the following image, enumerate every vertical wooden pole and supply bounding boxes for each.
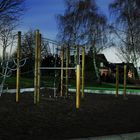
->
[116,65,119,97]
[37,33,41,103]
[124,64,127,98]
[65,47,69,97]
[74,49,76,66]
[77,47,80,65]
[16,31,21,102]
[81,47,85,99]
[60,47,64,97]
[53,45,57,98]
[34,30,39,104]
[76,65,80,109]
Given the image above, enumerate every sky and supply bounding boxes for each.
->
[17,0,122,63]
[18,0,113,39]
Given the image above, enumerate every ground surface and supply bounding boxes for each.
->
[0,92,140,140]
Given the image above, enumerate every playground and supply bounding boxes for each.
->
[0,0,140,139]
[0,93,140,140]
[0,30,140,139]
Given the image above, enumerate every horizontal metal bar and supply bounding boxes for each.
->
[40,67,76,70]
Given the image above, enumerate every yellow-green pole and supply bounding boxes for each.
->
[81,47,85,99]
[16,31,21,102]
[76,65,80,109]
[116,65,119,97]
[65,47,69,97]
[37,33,41,103]
[34,30,39,104]
[60,47,64,97]
[124,64,127,98]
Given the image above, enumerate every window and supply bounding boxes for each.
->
[100,62,104,67]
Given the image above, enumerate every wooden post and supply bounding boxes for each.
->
[65,47,69,97]
[81,47,85,99]
[37,33,41,103]
[76,65,80,109]
[34,30,40,104]
[124,64,127,98]
[77,47,80,65]
[16,31,21,102]
[116,65,119,97]
[60,47,64,97]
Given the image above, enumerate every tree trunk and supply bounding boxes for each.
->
[0,61,9,96]
[93,47,100,82]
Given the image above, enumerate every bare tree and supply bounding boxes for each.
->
[0,0,25,94]
[0,0,25,58]
[0,0,25,61]
[20,29,49,60]
[0,20,17,61]
[57,0,108,81]
[0,21,17,94]
[109,0,140,67]
[0,0,25,22]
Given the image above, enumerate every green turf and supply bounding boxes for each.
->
[4,77,34,88]
[2,76,140,92]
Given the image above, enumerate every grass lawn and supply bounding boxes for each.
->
[3,76,140,92]
[4,76,58,88]
[4,77,34,88]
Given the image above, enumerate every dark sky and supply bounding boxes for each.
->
[18,0,113,40]
[17,0,121,63]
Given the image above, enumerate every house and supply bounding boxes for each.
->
[95,54,110,77]
[90,54,137,81]
[108,62,136,80]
